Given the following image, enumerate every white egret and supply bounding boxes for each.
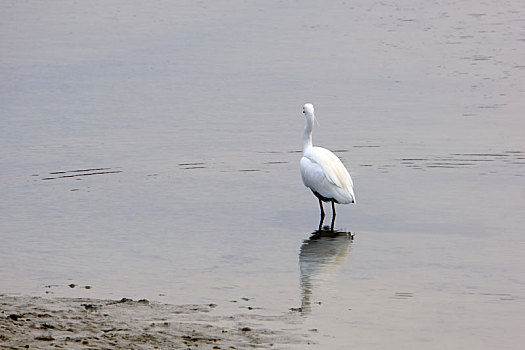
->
[300,103,356,231]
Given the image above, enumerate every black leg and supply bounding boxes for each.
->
[318,198,325,231]
[330,201,336,231]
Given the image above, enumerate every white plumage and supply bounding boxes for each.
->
[300,103,355,230]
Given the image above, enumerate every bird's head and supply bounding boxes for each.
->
[302,103,319,127]
[302,103,315,116]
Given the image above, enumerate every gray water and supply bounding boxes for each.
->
[1,1,524,348]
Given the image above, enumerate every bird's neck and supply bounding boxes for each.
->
[302,116,313,152]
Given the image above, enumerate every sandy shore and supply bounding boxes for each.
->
[0,295,307,349]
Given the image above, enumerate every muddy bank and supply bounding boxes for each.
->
[0,295,307,349]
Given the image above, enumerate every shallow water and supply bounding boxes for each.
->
[1,1,524,348]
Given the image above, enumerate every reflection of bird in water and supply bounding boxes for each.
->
[299,103,356,231]
[299,230,354,314]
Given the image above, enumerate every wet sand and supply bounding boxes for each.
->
[0,294,306,349]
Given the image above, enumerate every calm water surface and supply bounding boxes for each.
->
[1,1,524,348]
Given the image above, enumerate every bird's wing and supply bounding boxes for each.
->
[301,152,356,204]
[300,156,328,190]
[306,147,353,190]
